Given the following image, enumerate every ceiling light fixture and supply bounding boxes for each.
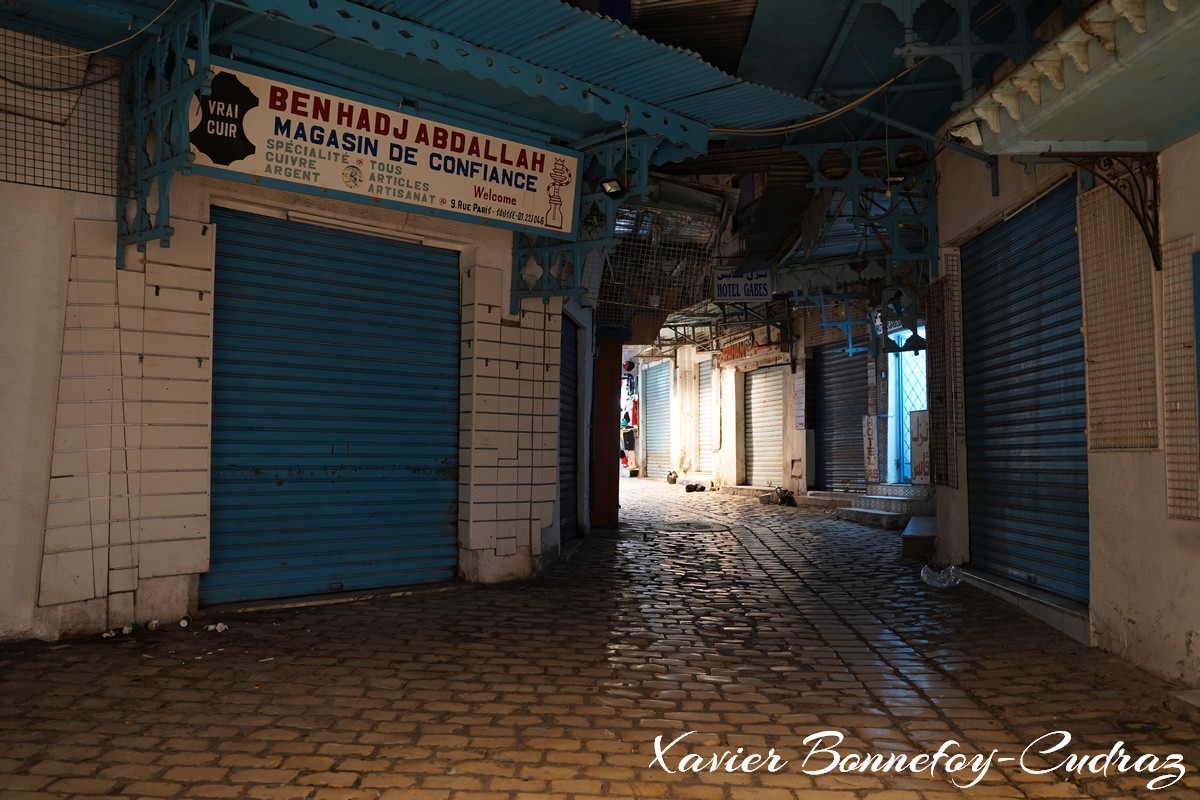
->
[601,177,625,196]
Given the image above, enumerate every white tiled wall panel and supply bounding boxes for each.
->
[1077,184,1159,450]
[38,219,214,609]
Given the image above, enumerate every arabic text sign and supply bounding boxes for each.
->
[911,410,931,484]
[189,65,580,236]
[713,270,772,302]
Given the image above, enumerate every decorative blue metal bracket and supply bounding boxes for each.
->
[510,135,665,313]
[117,0,213,267]
[797,290,873,357]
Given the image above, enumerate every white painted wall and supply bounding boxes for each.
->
[715,365,742,487]
[1084,133,1200,683]
[1088,450,1200,681]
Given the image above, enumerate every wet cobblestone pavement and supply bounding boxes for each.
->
[3,477,1200,800]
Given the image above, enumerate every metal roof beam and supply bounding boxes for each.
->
[808,0,867,99]
[846,105,996,166]
[214,0,709,153]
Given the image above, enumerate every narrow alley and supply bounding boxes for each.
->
[2,479,1198,800]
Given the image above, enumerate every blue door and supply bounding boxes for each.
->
[202,208,460,605]
[961,181,1089,604]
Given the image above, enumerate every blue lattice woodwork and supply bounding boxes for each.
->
[787,138,937,265]
[117,0,212,265]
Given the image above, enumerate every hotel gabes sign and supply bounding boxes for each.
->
[189,64,581,237]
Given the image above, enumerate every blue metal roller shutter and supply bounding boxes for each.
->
[559,316,580,540]
[961,180,1090,604]
[202,208,460,605]
[697,360,714,474]
[744,365,785,486]
[814,346,868,491]
[643,362,672,479]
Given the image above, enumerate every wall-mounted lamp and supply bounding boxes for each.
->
[601,176,626,197]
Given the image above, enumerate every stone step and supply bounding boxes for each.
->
[864,485,937,515]
[799,491,861,511]
[718,485,775,498]
[867,483,936,500]
[806,490,862,501]
[901,516,937,560]
[852,495,923,514]
[836,507,909,530]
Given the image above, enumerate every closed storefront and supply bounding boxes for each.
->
[960,180,1089,604]
[813,345,868,491]
[697,359,715,474]
[643,361,672,479]
[202,209,460,605]
[743,364,785,486]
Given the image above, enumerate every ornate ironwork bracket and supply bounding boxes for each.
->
[1052,152,1161,270]
[510,136,665,313]
[117,0,213,267]
[796,291,873,357]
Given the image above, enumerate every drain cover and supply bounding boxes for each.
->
[656,521,729,533]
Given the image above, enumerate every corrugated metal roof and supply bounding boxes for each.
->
[0,0,820,148]
[348,0,820,131]
[737,0,854,96]
[631,0,759,75]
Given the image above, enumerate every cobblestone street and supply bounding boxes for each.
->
[2,477,1199,800]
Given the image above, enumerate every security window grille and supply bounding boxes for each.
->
[1,28,120,196]
[596,205,721,328]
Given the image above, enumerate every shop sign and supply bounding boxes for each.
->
[189,63,581,237]
[713,269,772,302]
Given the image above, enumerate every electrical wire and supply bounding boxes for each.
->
[34,0,178,59]
[0,69,118,92]
[708,57,928,137]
